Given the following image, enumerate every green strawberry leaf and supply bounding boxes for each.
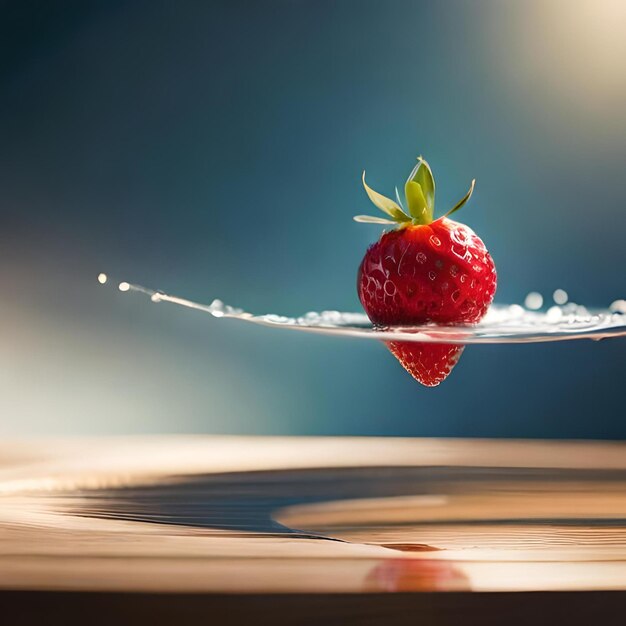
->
[404,180,431,223]
[362,171,410,222]
[445,179,476,217]
[356,156,475,228]
[395,186,405,210]
[353,215,397,224]
[406,157,435,213]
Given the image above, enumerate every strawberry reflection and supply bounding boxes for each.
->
[365,558,470,592]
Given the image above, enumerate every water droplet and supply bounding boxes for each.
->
[609,299,626,313]
[209,299,226,317]
[451,244,466,259]
[118,282,130,292]
[429,235,441,247]
[546,306,563,322]
[384,280,396,296]
[428,271,437,281]
[451,289,461,302]
[97,273,108,284]
[553,289,568,305]
[451,229,468,244]
[449,265,458,277]
[416,252,427,264]
[524,292,543,310]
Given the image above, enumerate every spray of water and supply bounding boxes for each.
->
[97,274,626,345]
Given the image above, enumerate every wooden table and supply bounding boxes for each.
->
[0,436,624,624]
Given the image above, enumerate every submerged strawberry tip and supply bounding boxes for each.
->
[356,155,497,387]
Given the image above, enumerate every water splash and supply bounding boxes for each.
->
[101,276,626,345]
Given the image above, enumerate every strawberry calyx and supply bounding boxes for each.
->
[354,156,475,227]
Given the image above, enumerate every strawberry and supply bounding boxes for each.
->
[355,157,496,386]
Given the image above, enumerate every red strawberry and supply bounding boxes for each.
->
[355,157,496,386]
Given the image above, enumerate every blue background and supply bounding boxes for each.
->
[1,0,624,438]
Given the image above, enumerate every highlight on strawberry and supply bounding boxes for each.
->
[355,156,497,386]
